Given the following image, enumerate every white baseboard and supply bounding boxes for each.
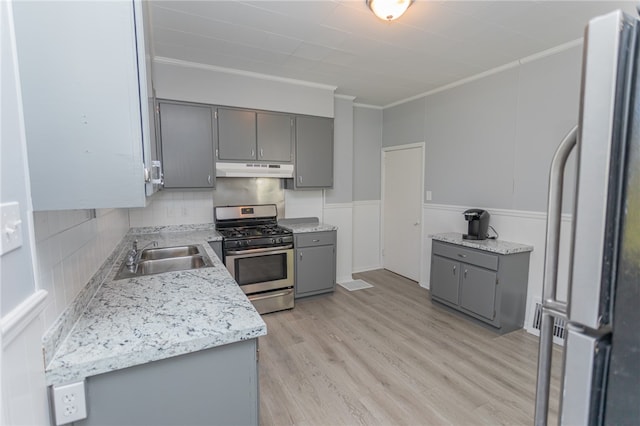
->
[352,265,383,274]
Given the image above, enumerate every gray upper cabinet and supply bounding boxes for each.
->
[292,116,334,189]
[13,0,157,210]
[217,108,293,163]
[217,108,257,161]
[256,112,293,162]
[159,102,215,189]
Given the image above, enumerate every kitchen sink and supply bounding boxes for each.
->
[114,244,214,280]
[136,256,210,275]
[140,245,200,260]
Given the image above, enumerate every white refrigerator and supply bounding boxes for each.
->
[535,9,640,426]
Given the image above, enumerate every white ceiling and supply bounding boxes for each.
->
[150,0,638,107]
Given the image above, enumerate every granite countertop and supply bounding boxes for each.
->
[44,225,265,386]
[431,232,533,255]
[278,218,337,233]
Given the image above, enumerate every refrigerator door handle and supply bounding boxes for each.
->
[534,125,577,426]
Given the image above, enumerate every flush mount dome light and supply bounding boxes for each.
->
[366,0,414,21]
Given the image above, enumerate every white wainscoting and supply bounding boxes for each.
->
[323,203,354,284]
[352,200,382,274]
[422,203,573,334]
[1,290,50,426]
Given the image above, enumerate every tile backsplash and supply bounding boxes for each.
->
[128,190,214,227]
[33,208,129,329]
[128,178,287,227]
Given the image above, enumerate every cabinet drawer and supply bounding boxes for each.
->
[432,241,498,271]
[295,231,336,248]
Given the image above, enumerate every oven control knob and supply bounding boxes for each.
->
[276,238,282,244]
[270,238,275,244]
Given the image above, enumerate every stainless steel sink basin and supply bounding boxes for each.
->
[140,245,200,260]
[114,244,213,280]
[136,256,210,275]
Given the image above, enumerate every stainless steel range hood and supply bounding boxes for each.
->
[216,162,294,178]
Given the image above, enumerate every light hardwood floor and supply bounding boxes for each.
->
[259,269,563,425]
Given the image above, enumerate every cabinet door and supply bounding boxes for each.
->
[217,108,256,161]
[459,264,497,320]
[430,255,460,305]
[13,1,150,210]
[296,245,335,297]
[257,112,292,162]
[295,116,333,188]
[159,102,215,188]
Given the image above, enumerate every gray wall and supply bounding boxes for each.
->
[1,5,37,315]
[423,68,519,209]
[382,44,582,213]
[154,60,334,118]
[353,106,382,201]
[325,97,354,204]
[382,97,425,148]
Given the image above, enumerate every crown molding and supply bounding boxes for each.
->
[384,38,583,109]
[154,56,338,92]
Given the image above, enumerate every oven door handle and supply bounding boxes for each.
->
[226,245,293,256]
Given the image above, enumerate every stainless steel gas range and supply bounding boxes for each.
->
[214,204,294,314]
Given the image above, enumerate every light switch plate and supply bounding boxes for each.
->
[1,202,23,255]
[425,191,432,201]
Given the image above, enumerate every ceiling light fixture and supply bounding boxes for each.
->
[366,0,414,22]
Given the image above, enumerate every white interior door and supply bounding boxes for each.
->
[382,144,423,282]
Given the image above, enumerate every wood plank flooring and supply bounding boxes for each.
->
[259,269,563,425]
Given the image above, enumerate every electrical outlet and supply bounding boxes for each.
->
[425,190,432,201]
[52,381,87,425]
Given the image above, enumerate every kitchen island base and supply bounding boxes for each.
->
[71,339,258,426]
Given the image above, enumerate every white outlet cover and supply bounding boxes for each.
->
[0,202,23,255]
[52,381,87,425]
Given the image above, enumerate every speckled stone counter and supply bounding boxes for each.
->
[43,225,265,386]
[430,232,533,255]
[279,218,337,233]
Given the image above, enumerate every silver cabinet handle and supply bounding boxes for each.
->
[457,253,467,258]
[298,175,303,184]
[312,239,320,242]
[534,125,577,426]
[260,148,264,158]
[251,148,255,158]
[464,269,467,279]
[207,175,212,185]
[453,265,456,275]
[299,252,303,260]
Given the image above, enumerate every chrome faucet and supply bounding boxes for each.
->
[125,240,158,271]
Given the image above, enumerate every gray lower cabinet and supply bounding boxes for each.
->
[74,339,258,426]
[295,231,336,298]
[159,101,215,188]
[290,116,334,189]
[430,240,530,334]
